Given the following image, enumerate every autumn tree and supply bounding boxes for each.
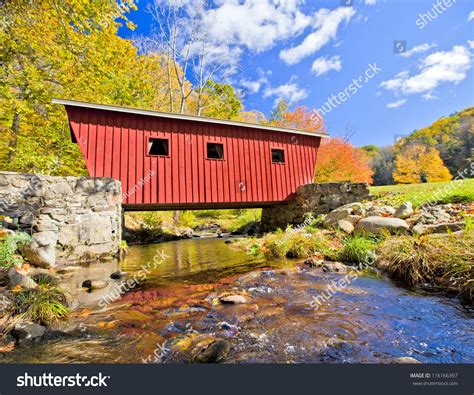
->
[400,107,473,177]
[0,0,142,174]
[268,99,325,133]
[199,80,242,120]
[315,138,373,183]
[393,144,452,184]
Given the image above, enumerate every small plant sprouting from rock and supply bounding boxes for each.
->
[0,232,31,269]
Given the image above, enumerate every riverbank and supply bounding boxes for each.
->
[233,200,473,305]
[0,238,472,363]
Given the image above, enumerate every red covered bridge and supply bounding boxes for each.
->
[54,99,328,210]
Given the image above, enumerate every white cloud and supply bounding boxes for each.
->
[400,43,437,58]
[240,76,268,94]
[366,0,377,5]
[386,99,407,109]
[205,0,312,53]
[380,45,471,96]
[263,76,309,104]
[468,11,474,21]
[422,93,437,100]
[279,7,355,65]
[240,79,263,94]
[311,55,342,76]
[468,40,474,49]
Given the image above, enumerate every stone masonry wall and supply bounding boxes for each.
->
[0,172,122,266]
[261,182,370,230]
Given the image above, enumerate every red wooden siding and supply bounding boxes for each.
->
[66,106,322,210]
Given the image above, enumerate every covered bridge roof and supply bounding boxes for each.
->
[52,98,329,139]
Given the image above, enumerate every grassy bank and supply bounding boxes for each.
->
[370,179,474,208]
[378,231,474,303]
[234,223,473,304]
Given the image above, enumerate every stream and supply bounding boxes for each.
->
[1,237,473,364]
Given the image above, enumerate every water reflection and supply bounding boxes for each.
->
[121,237,285,286]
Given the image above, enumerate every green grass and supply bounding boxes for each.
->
[338,234,377,266]
[9,278,69,325]
[370,178,474,208]
[251,226,337,259]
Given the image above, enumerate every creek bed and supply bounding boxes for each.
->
[1,238,473,364]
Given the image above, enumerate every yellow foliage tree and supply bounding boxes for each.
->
[393,145,452,184]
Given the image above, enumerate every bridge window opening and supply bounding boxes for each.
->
[207,142,224,160]
[271,148,285,163]
[148,138,169,156]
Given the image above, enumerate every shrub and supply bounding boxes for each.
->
[139,212,164,229]
[194,210,222,218]
[0,232,31,269]
[177,211,197,228]
[9,279,69,325]
[438,194,472,204]
[223,209,260,233]
[338,235,376,265]
[262,227,334,259]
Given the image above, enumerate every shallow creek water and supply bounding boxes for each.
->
[2,237,473,364]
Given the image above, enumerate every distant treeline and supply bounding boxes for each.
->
[362,107,474,185]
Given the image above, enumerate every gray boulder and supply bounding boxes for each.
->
[321,261,349,273]
[337,220,354,234]
[395,202,414,219]
[324,208,352,226]
[412,222,465,235]
[355,216,409,235]
[13,322,46,340]
[346,215,362,225]
[21,231,57,268]
[390,356,421,364]
[193,339,230,363]
[367,205,396,216]
[8,268,38,289]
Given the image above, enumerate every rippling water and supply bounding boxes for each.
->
[1,237,473,364]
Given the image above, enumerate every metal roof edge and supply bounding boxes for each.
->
[52,98,330,139]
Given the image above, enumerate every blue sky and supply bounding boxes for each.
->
[118,0,474,147]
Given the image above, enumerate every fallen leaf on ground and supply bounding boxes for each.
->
[0,343,15,352]
[11,285,22,293]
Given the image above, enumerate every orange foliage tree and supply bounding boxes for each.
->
[267,99,325,133]
[315,138,374,183]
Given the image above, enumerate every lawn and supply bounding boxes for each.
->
[369,178,474,208]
